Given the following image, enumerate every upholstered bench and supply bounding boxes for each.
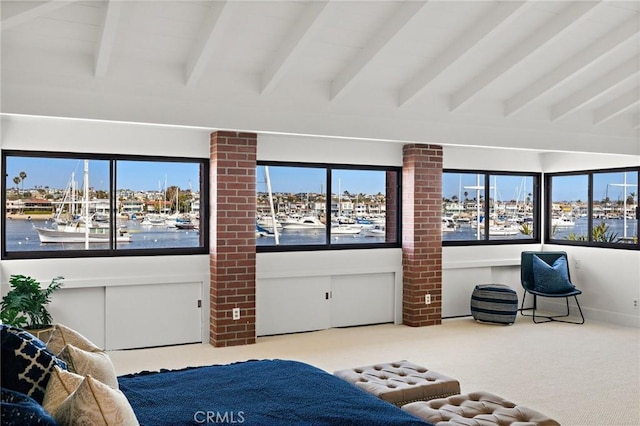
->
[402,391,560,426]
[471,283,518,324]
[334,361,460,406]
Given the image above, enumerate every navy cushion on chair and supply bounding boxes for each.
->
[532,255,575,294]
[0,325,67,405]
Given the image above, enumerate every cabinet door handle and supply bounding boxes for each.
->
[325,292,329,300]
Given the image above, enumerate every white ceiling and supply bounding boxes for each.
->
[1,0,639,156]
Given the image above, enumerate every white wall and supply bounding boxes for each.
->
[0,116,212,348]
[443,145,640,327]
[1,117,638,350]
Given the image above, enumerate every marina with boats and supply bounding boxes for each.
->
[4,160,637,248]
[5,159,201,250]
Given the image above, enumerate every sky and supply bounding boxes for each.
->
[256,166,386,195]
[442,172,638,203]
[6,156,638,202]
[6,157,200,192]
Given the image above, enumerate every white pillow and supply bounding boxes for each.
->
[58,344,119,389]
[52,375,139,426]
[42,365,84,414]
[47,323,102,354]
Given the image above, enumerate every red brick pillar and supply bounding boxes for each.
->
[210,131,257,347]
[402,144,443,326]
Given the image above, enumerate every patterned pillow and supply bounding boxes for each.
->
[0,325,67,404]
[52,376,139,425]
[1,387,57,426]
[46,323,101,354]
[58,344,119,389]
[42,365,85,414]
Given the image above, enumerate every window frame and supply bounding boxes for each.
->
[256,161,402,253]
[545,167,639,250]
[442,169,542,247]
[2,149,210,260]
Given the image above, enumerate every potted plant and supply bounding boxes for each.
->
[0,274,64,330]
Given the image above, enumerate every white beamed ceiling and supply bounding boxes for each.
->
[1,0,639,156]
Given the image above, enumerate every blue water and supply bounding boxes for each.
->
[443,217,637,242]
[5,218,201,252]
[256,228,385,246]
[5,217,636,251]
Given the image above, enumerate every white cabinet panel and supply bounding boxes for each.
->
[330,273,395,327]
[49,287,106,349]
[105,282,202,350]
[257,273,396,336]
[256,277,331,336]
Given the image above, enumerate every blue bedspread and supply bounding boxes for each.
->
[118,359,431,426]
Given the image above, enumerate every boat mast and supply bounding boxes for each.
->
[463,174,484,240]
[264,166,279,245]
[83,160,90,249]
[610,173,637,240]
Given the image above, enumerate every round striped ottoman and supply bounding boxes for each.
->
[470,284,518,325]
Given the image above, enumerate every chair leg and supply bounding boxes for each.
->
[520,293,584,324]
[519,291,527,315]
[520,293,553,323]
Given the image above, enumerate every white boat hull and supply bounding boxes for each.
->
[281,216,325,230]
[331,225,361,234]
[35,227,132,243]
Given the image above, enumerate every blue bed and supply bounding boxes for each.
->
[118,359,431,425]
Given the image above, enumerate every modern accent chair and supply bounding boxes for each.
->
[520,251,584,324]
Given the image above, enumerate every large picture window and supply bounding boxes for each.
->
[546,167,638,248]
[256,162,400,251]
[2,151,209,259]
[442,170,541,245]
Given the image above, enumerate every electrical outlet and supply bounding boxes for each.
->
[633,299,639,309]
[425,294,431,305]
[232,307,240,320]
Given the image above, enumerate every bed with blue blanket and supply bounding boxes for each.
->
[118,359,431,425]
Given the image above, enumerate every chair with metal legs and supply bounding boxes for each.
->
[520,251,584,324]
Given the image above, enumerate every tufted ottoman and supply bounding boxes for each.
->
[402,391,560,426]
[471,284,518,324]
[333,361,460,407]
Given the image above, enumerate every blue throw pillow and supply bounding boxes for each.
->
[0,325,67,405]
[1,388,57,425]
[532,255,576,294]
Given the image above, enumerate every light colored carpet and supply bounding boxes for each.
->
[109,317,640,425]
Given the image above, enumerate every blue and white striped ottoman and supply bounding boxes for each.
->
[470,284,518,325]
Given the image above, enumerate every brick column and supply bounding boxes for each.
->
[210,131,257,347]
[402,144,443,327]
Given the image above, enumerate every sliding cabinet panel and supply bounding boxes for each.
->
[330,273,395,328]
[49,287,106,349]
[105,282,202,350]
[256,277,331,336]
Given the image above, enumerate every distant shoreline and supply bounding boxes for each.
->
[6,214,53,221]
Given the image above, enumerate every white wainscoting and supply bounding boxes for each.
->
[256,272,398,336]
[45,277,206,350]
[105,282,202,350]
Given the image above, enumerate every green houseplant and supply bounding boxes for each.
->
[0,274,64,329]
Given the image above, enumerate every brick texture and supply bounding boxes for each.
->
[402,144,443,327]
[210,131,257,347]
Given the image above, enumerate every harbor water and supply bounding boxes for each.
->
[4,216,637,251]
[5,218,201,252]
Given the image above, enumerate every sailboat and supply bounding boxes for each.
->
[34,160,132,244]
[35,224,132,243]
